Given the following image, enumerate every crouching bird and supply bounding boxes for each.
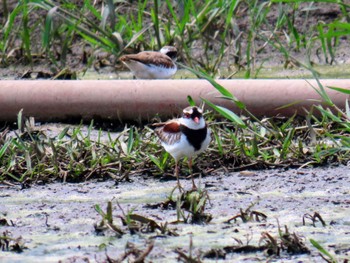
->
[153,106,211,189]
[119,46,177,79]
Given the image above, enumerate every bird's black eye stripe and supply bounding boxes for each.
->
[192,112,201,119]
[166,51,177,59]
[190,107,202,119]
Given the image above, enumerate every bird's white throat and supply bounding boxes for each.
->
[179,117,206,130]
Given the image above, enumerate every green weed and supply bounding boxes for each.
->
[310,238,338,263]
[176,188,212,224]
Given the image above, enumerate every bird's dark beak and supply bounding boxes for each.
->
[193,117,200,123]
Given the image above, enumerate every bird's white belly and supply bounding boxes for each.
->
[145,64,177,79]
[128,61,176,79]
[161,135,193,161]
[162,131,210,161]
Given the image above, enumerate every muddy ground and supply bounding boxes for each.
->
[1,165,349,262]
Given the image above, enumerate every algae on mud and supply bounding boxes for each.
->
[1,165,349,262]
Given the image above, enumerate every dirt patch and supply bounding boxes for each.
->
[1,165,349,262]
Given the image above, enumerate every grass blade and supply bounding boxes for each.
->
[309,239,337,263]
[178,62,246,109]
[187,95,196,106]
[43,6,58,49]
[0,139,13,159]
[127,127,134,155]
[148,153,164,172]
[327,86,350,94]
[202,98,246,128]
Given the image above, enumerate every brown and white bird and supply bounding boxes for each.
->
[119,46,177,79]
[154,106,211,189]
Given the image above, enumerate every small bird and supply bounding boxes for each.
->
[154,106,211,189]
[119,46,177,79]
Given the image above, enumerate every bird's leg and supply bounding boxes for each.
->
[175,160,183,191]
[188,158,197,190]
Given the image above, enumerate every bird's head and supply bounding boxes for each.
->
[160,46,177,61]
[181,106,205,129]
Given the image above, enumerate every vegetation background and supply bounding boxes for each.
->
[1,0,350,79]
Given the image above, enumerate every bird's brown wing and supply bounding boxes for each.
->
[120,51,174,69]
[154,121,181,145]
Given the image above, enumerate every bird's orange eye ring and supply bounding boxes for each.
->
[184,113,191,118]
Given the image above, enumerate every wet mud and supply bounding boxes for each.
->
[1,165,349,262]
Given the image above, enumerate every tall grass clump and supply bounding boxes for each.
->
[0,0,34,66]
[194,69,350,169]
[0,117,158,183]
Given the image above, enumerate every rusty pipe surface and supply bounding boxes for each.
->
[0,79,349,122]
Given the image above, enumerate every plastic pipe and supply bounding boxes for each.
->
[0,79,349,122]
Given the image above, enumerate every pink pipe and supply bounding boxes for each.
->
[0,79,349,121]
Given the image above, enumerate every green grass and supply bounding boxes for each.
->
[0,96,349,184]
[1,0,350,77]
[310,238,339,263]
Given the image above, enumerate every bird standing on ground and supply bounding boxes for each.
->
[119,46,177,79]
[154,106,211,189]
